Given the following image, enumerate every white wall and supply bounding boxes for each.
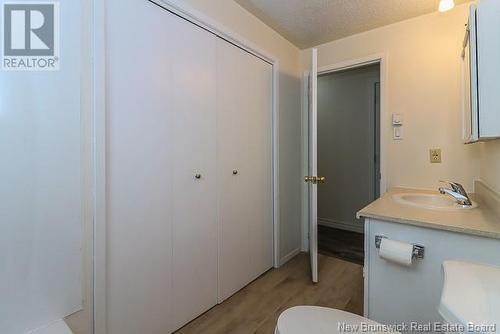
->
[177,0,303,261]
[0,1,85,333]
[302,4,480,193]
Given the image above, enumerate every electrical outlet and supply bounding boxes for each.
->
[430,148,442,163]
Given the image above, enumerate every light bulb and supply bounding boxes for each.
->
[439,0,455,12]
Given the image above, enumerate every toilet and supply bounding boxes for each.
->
[275,306,392,334]
[276,260,498,334]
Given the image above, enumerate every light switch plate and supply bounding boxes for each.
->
[393,126,403,140]
[392,113,403,125]
[430,148,442,163]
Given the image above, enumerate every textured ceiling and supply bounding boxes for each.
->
[235,0,470,49]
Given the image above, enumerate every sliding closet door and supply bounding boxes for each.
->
[169,15,218,332]
[106,1,175,333]
[217,40,274,301]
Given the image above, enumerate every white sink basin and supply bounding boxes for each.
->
[392,193,478,210]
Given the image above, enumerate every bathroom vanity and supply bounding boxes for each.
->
[357,181,500,328]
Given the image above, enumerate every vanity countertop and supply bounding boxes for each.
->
[357,185,500,239]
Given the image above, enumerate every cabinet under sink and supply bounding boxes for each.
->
[358,185,500,329]
[363,219,500,328]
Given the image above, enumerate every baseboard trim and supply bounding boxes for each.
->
[279,248,301,267]
[318,217,364,234]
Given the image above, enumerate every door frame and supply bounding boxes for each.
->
[301,54,387,251]
[92,1,281,333]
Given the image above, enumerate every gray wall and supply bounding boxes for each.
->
[317,64,380,232]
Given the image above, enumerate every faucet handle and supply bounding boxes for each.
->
[439,181,470,200]
[439,181,472,206]
[439,180,461,192]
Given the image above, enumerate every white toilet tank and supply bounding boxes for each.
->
[275,306,393,334]
[439,260,500,333]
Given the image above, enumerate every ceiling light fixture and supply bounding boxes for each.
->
[439,0,455,12]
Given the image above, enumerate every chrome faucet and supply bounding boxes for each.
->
[438,181,472,206]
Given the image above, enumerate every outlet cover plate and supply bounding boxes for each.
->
[430,148,442,163]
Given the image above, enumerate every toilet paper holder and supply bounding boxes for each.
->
[375,235,425,259]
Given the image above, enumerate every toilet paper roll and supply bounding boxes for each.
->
[379,238,414,266]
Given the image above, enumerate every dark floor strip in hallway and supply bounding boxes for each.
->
[318,225,364,265]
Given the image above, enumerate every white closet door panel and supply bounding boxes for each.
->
[244,61,273,281]
[217,40,250,301]
[217,40,273,301]
[170,17,218,331]
[106,1,175,333]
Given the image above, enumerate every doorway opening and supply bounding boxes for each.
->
[317,63,381,265]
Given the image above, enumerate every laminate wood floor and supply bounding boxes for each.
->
[175,253,363,334]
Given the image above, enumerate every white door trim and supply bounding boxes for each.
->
[92,0,106,333]
[92,2,281,333]
[301,53,388,251]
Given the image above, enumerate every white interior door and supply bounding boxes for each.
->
[308,48,319,283]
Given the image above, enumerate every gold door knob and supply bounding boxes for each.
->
[304,176,326,184]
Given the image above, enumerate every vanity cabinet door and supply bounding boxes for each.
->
[476,0,500,138]
[463,0,500,141]
[365,219,500,328]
